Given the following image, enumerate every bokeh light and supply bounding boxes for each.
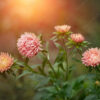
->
[7,0,65,24]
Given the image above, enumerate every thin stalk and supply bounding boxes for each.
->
[26,64,48,76]
[25,57,29,64]
[77,48,82,57]
[24,58,46,76]
[63,39,69,80]
[38,66,47,76]
[25,63,38,73]
[25,58,34,73]
[42,52,57,78]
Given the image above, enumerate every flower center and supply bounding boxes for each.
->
[0,57,9,67]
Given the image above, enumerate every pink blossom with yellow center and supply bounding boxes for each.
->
[70,33,84,43]
[82,48,100,67]
[54,25,71,33]
[0,52,14,73]
[17,32,41,58]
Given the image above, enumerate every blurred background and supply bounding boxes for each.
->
[0,0,100,100]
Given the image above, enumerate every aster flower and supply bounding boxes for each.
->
[0,52,14,73]
[70,33,84,43]
[17,32,41,58]
[82,48,100,67]
[54,25,71,33]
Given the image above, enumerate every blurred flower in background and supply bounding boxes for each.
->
[82,48,100,67]
[0,52,13,72]
[54,25,71,33]
[70,33,84,43]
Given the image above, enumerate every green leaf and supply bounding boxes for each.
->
[84,95,97,100]
[54,42,62,48]
[30,64,41,69]
[51,35,57,41]
[54,50,65,63]
[34,77,50,89]
[15,61,25,67]
[72,75,86,90]
[72,57,81,63]
[16,70,31,80]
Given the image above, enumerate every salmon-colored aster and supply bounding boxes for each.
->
[0,52,14,73]
[54,25,71,33]
[71,33,84,43]
[82,48,100,67]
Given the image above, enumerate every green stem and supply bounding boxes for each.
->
[25,57,29,64]
[77,48,82,57]
[25,58,35,73]
[26,63,48,76]
[38,66,47,76]
[24,58,46,76]
[42,52,57,78]
[25,63,38,74]
[63,39,69,80]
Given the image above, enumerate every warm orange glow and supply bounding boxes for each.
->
[8,0,64,24]
[10,0,38,20]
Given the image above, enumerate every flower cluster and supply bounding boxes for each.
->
[54,24,100,68]
[0,24,99,73]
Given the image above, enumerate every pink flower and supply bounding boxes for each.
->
[0,52,14,73]
[70,33,84,43]
[54,25,71,33]
[17,32,41,58]
[82,48,100,67]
